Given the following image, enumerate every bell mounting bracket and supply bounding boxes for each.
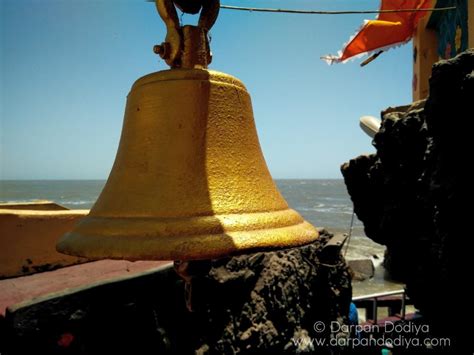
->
[153,0,220,69]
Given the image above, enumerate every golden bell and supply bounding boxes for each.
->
[57,0,318,261]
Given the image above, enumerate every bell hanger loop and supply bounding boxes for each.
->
[153,0,220,69]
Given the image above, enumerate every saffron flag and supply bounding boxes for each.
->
[322,0,433,64]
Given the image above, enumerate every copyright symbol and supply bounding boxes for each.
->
[313,321,326,332]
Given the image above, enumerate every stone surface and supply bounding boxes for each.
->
[189,229,351,354]
[341,49,474,352]
[346,259,374,281]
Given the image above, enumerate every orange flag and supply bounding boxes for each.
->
[322,0,433,64]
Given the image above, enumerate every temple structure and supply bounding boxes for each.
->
[413,0,474,99]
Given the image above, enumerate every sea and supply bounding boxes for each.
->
[0,179,364,236]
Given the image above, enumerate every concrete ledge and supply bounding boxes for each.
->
[0,208,89,278]
[1,260,174,354]
[0,201,69,211]
[0,259,172,318]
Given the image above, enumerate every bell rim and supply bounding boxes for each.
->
[57,208,319,260]
[57,210,319,261]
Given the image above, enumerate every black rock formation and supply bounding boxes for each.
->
[342,49,474,353]
[188,230,352,354]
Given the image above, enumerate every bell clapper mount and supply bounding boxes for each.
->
[153,0,220,69]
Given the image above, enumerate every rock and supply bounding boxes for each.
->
[341,49,474,352]
[347,259,374,281]
[187,229,352,354]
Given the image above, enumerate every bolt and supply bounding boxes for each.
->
[153,42,170,59]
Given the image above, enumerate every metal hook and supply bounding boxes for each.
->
[154,0,182,67]
[198,0,220,32]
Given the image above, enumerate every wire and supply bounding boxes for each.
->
[220,5,456,15]
[343,208,356,258]
[145,1,456,15]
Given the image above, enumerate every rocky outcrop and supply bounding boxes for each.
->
[180,229,352,354]
[342,49,474,352]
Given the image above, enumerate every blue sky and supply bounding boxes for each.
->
[0,0,413,179]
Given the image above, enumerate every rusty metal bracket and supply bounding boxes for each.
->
[154,0,220,68]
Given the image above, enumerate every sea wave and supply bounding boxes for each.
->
[296,204,354,214]
[1,199,39,204]
[319,197,348,202]
[60,200,95,206]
